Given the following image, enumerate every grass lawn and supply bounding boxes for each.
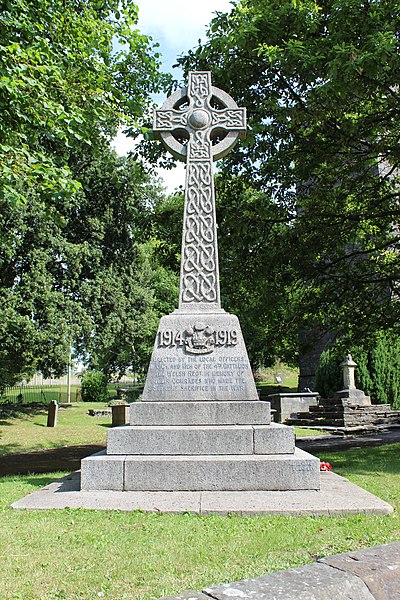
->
[0,417,399,599]
[0,402,110,456]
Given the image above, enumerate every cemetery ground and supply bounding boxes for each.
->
[0,404,398,599]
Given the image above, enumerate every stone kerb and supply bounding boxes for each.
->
[159,542,400,600]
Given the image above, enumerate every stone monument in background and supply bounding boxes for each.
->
[81,72,320,493]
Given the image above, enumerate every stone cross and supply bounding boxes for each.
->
[153,71,246,311]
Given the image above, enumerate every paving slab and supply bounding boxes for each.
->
[11,471,393,515]
[319,542,400,600]
[201,562,375,600]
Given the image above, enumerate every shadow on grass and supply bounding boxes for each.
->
[0,443,28,455]
[0,403,48,419]
[319,443,400,476]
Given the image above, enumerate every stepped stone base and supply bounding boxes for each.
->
[81,448,320,491]
[81,399,320,493]
[107,423,294,455]
[287,396,400,429]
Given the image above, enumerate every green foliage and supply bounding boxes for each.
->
[0,0,177,384]
[81,371,109,403]
[0,141,178,385]
[177,0,400,356]
[316,332,400,407]
[0,0,167,207]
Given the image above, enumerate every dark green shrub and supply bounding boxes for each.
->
[81,371,109,403]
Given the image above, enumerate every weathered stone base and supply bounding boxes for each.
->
[81,448,320,491]
[107,423,294,455]
[129,400,271,425]
[334,388,371,407]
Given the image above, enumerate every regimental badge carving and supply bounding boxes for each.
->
[185,322,215,354]
[158,323,238,354]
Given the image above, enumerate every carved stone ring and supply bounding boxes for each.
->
[154,80,246,161]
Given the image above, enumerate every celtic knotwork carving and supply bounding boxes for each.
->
[190,73,209,108]
[189,131,211,160]
[211,109,246,129]
[155,110,188,129]
[152,72,247,308]
[181,161,217,304]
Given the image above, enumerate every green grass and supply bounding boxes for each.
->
[295,427,326,437]
[0,444,399,599]
[0,402,110,456]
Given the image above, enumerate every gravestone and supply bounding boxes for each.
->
[81,72,320,493]
[47,400,58,428]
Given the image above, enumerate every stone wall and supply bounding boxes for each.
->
[267,392,320,423]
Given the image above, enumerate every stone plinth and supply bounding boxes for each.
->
[82,448,320,492]
[334,388,371,407]
[107,422,295,456]
[129,400,271,425]
[267,392,320,423]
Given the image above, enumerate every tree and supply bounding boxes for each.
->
[0,0,167,208]
[177,0,400,354]
[0,0,177,387]
[0,141,179,388]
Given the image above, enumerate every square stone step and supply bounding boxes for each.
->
[81,448,320,491]
[107,423,294,456]
[129,400,271,426]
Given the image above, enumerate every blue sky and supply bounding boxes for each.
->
[112,0,234,191]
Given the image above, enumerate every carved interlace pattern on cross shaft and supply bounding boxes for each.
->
[189,132,211,161]
[190,73,209,108]
[181,162,216,303]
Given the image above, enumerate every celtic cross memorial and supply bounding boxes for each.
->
[142,72,259,402]
[81,72,321,494]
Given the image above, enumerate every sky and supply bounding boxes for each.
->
[112,0,234,192]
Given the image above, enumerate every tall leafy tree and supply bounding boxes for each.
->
[177,0,400,361]
[0,0,167,207]
[0,0,177,386]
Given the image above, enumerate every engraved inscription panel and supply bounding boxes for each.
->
[146,354,249,396]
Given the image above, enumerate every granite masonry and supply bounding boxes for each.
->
[81,72,320,493]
